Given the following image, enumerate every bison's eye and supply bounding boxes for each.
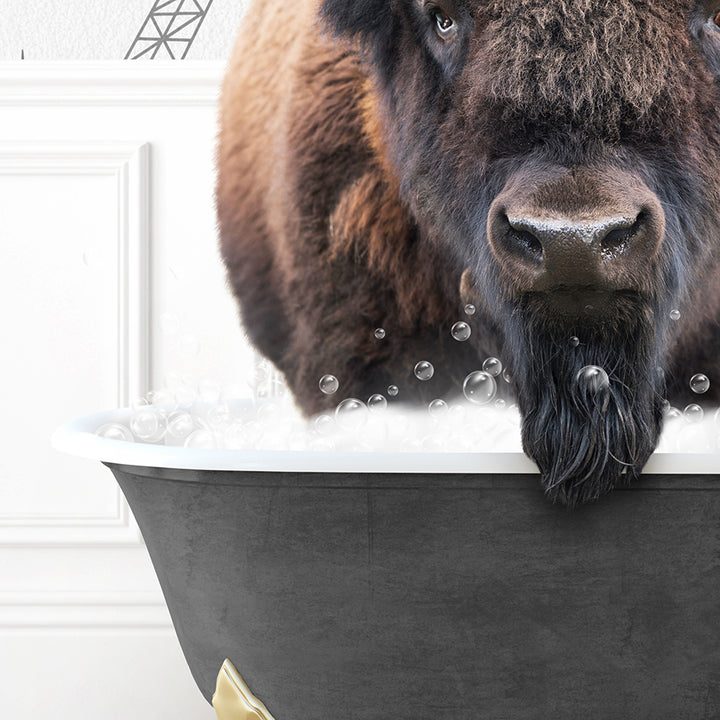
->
[432,8,457,39]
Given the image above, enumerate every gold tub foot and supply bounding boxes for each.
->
[212,659,276,720]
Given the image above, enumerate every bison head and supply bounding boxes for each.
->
[321,0,720,504]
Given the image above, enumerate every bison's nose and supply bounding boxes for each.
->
[487,168,665,294]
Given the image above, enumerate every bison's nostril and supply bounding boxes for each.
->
[600,212,646,255]
[600,226,632,253]
[499,212,544,264]
[510,227,544,261]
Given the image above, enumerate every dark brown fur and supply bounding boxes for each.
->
[217,0,720,502]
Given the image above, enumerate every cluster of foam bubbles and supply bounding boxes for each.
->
[95,319,718,453]
[96,389,523,453]
[94,365,720,455]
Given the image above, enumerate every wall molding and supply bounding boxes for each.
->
[0,142,150,547]
[0,592,171,629]
[0,61,223,106]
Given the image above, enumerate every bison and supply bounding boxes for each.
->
[216,0,720,505]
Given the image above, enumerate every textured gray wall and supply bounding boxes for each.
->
[0,0,248,60]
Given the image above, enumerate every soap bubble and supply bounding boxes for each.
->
[166,412,195,440]
[96,423,133,442]
[464,303,476,315]
[243,421,264,447]
[575,365,610,395]
[670,309,681,321]
[223,421,247,449]
[184,429,216,449]
[387,385,399,397]
[374,328,386,340]
[482,357,503,377]
[313,414,335,436]
[206,402,232,430]
[451,322,472,342]
[130,396,149,412]
[502,368,512,384]
[414,361,434,381]
[147,388,175,408]
[683,404,704,423]
[130,407,165,441]
[256,402,280,426]
[463,371,497,405]
[367,394,387,412]
[428,398,449,418]
[690,373,710,394]
[247,363,270,392]
[335,398,369,431]
[494,399,506,410]
[665,406,682,420]
[448,404,467,423]
[569,336,580,348]
[319,374,339,394]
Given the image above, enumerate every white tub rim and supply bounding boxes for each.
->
[51,406,720,475]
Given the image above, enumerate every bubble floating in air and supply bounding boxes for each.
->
[670,309,681,321]
[374,328,386,340]
[319,374,339,395]
[414,361,434,381]
[569,336,580,348]
[482,357,503,377]
[464,304,476,316]
[451,321,471,342]
[368,394,387,412]
[502,368,512,384]
[463,371,497,405]
[387,385,399,397]
[690,373,710,394]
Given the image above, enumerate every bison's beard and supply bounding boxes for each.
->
[507,299,665,506]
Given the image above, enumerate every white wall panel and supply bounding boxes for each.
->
[0,62,243,719]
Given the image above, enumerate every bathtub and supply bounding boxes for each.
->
[53,406,720,718]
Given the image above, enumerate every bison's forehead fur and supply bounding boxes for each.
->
[471,0,699,136]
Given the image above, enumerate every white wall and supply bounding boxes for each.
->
[0,62,256,719]
[0,0,248,60]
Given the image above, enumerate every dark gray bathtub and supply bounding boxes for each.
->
[54,409,720,719]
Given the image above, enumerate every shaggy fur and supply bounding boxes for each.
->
[217,0,720,505]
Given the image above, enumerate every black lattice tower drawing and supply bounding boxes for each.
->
[125,0,214,59]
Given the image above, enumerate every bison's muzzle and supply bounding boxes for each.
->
[487,165,666,303]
